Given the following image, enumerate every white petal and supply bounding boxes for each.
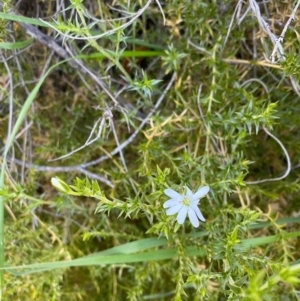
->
[191,204,205,222]
[188,209,199,227]
[166,204,183,215]
[164,189,183,201]
[163,199,179,208]
[190,186,210,202]
[185,186,193,198]
[177,206,188,224]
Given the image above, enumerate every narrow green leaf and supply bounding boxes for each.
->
[2,230,300,276]
[0,38,33,50]
[0,12,51,27]
[0,59,68,293]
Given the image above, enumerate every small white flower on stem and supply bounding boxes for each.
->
[163,186,210,228]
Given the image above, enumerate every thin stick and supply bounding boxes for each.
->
[248,0,284,61]
[9,73,176,186]
[80,73,176,168]
[246,127,291,184]
[270,0,300,62]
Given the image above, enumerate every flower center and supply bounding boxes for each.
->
[182,197,191,207]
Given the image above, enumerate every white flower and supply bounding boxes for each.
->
[163,186,210,228]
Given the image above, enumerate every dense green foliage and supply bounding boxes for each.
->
[0,0,300,300]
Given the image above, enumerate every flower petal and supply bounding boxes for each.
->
[177,206,188,224]
[164,188,183,201]
[191,204,205,222]
[166,204,183,215]
[190,186,210,202]
[163,199,179,208]
[185,186,193,198]
[188,209,199,227]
